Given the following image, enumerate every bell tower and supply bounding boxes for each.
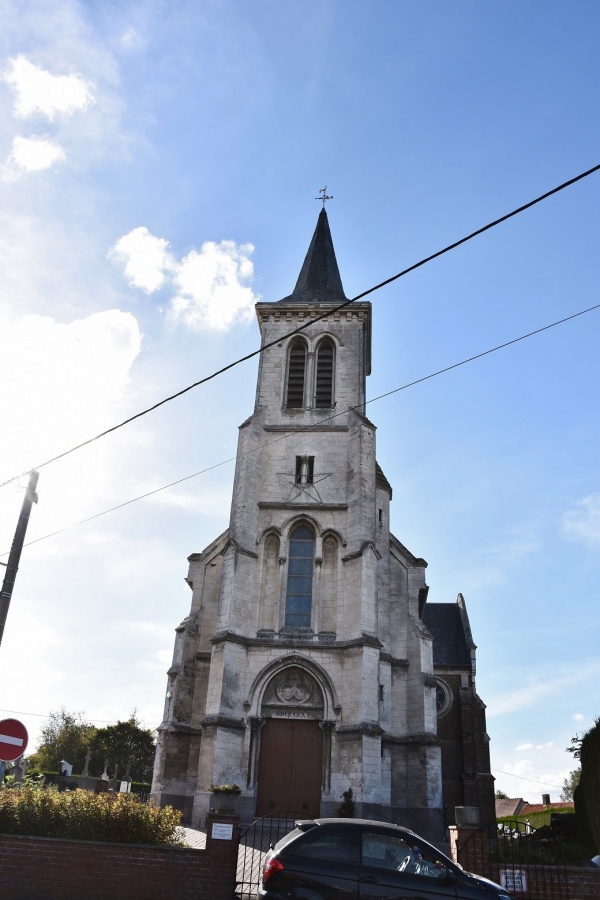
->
[152,207,445,839]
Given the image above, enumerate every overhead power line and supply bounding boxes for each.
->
[1,161,599,492]
[492,767,564,792]
[0,707,157,728]
[5,298,599,557]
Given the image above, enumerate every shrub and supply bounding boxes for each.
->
[0,787,183,845]
[209,783,242,795]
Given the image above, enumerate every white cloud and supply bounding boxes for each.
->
[2,55,95,120]
[515,741,553,752]
[493,758,568,802]
[170,240,257,331]
[563,494,600,546]
[487,660,600,717]
[147,483,233,517]
[109,227,174,293]
[573,713,585,721]
[110,228,259,332]
[120,28,144,50]
[3,135,66,179]
[0,310,141,483]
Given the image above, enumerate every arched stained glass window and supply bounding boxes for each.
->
[315,339,334,408]
[286,340,307,408]
[285,525,314,628]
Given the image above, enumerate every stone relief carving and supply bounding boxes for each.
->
[262,666,323,710]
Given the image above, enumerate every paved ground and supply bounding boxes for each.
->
[178,823,267,897]
[179,826,207,849]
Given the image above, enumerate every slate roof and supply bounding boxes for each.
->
[375,461,392,498]
[278,208,348,304]
[495,798,526,817]
[422,603,473,668]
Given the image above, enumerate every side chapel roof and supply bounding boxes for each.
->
[278,207,348,305]
[422,594,476,668]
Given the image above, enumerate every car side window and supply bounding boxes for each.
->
[362,833,448,879]
[289,828,360,865]
[362,833,413,870]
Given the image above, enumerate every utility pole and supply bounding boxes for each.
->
[0,470,39,649]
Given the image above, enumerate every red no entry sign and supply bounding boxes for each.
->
[0,718,28,762]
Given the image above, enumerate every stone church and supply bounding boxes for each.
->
[151,208,495,839]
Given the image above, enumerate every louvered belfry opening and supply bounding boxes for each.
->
[315,339,334,408]
[286,340,306,408]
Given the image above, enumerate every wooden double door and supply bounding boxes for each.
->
[256,718,322,817]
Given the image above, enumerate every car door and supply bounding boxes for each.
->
[281,825,361,899]
[359,831,458,900]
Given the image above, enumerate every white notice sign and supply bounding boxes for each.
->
[212,822,234,841]
[500,869,527,892]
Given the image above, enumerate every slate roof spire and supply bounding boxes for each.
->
[278,207,348,304]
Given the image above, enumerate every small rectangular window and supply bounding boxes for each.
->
[295,456,315,484]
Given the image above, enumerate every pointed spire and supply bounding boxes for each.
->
[278,208,347,304]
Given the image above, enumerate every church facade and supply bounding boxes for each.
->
[151,209,494,839]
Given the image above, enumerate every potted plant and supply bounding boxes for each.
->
[209,782,242,813]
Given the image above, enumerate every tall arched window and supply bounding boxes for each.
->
[285,340,307,408]
[285,525,314,628]
[314,338,334,408]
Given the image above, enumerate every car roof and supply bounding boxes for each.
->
[296,818,418,838]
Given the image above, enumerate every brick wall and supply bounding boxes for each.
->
[0,814,239,900]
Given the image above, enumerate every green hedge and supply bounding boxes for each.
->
[0,787,183,845]
[497,807,571,829]
[575,719,600,852]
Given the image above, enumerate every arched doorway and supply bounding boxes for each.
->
[256,666,324,817]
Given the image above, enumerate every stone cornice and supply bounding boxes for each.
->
[379,653,409,668]
[201,714,246,731]
[211,630,383,651]
[342,541,382,563]
[381,733,440,747]
[157,721,203,736]
[258,502,348,511]
[263,425,349,433]
[336,722,384,737]
[221,537,259,560]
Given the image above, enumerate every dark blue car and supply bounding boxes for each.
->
[258,818,514,900]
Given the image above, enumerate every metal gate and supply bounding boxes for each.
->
[457,820,570,900]
[235,812,300,898]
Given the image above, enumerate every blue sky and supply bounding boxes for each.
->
[0,0,598,800]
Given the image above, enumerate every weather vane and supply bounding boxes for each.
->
[316,186,333,207]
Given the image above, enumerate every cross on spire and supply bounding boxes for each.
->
[316,186,333,207]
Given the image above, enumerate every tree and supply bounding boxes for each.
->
[495,789,509,800]
[89,713,156,783]
[571,717,600,852]
[28,708,96,773]
[561,768,581,802]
